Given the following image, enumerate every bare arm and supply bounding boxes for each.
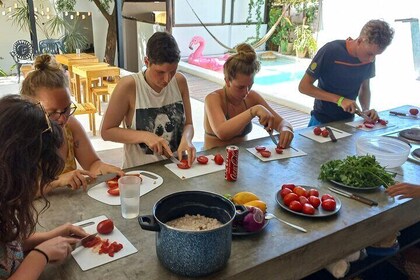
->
[101,75,172,156]
[357,79,378,121]
[386,183,420,199]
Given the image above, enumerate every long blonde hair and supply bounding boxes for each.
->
[223,43,261,81]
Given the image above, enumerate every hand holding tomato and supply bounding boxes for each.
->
[278,127,294,149]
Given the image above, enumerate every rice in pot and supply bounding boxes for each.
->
[166,214,222,231]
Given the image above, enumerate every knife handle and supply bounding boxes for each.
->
[389,111,406,116]
[351,195,378,206]
[325,127,337,142]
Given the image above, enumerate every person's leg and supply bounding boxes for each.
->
[308,115,322,127]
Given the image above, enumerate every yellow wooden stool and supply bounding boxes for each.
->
[74,102,97,135]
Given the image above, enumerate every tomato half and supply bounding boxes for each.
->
[255,145,266,152]
[275,147,283,154]
[107,188,120,196]
[83,236,101,248]
[260,150,271,158]
[364,123,375,129]
[197,155,209,164]
[177,159,190,169]
[214,153,224,165]
[97,219,114,235]
[107,178,119,189]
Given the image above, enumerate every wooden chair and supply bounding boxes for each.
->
[91,76,120,115]
[73,102,97,136]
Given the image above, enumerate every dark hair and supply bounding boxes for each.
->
[224,43,261,81]
[0,95,64,243]
[146,32,181,65]
[20,54,68,98]
[360,19,394,51]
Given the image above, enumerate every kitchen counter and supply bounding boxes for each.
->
[38,105,420,280]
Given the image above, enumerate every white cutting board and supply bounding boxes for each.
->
[164,154,225,179]
[71,215,138,271]
[87,171,163,205]
[345,118,396,131]
[299,126,352,143]
[246,145,307,162]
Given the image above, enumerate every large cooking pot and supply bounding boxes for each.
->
[138,190,245,277]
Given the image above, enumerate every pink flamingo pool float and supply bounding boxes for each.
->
[188,36,230,71]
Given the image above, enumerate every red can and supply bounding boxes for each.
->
[225,145,239,181]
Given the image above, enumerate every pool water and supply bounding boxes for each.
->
[254,69,305,85]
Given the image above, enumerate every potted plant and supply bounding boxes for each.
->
[293,23,317,58]
[268,7,294,54]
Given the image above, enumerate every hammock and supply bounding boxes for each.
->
[185,0,295,51]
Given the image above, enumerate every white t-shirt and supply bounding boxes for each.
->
[122,72,185,168]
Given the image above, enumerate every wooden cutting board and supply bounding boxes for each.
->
[71,215,138,271]
[299,126,352,143]
[164,154,225,179]
[246,145,307,162]
[345,119,395,131]
[87,171,163,205]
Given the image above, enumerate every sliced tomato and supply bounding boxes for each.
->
[177,159,190,169]
[364,123,375,129]
[260,150,271,158]
[83,236,101,248]
[378,119,388,126]
[275,147,283,154]
[107,178,119,189]
[107,188,120,196]
[197,155,209,164]
[255,145,266,152]
[214,153,224,165]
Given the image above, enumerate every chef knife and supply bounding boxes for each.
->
[324,126,337,142]
[355,108,374,123]
[86,173,118,189]
[268,130,279,146]
[389,111,419,119]
[169,155,182,165]
[328,187,378,206]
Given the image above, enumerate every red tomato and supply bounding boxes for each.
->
[283,193,299,206]
[321,194,335,202]
[409,108,419,115]
[364,123,375,129]
[308,196,321,208]
[83,236,101,248]
[321,129,329,137]
[196,155,209,164]
[378,119,388,126]
[313,127,322,136]
[214,153,224,165]
[293,186,308,197]
[97,219,114,235]
[299,196,309,205]
[255,145,266,152]
[289,200,303,212]
[275,147,283,154]
[302,203,315,215]
[321,199,336,211]
[107,188,120,196]
[177,159,190,169]
[308,189,319,197]
[260,150,271,158]
[280,188,293,198]
[107,178,119,189]
[281,183,296,191]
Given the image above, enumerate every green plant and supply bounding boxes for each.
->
[293,23,317,56]
[60,19,88,53]
[268,7,293,47]
[245,0,265,45]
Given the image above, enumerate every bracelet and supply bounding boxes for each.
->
[32,248,49,264]
[337,96,345,107]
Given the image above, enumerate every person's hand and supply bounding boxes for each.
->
[177,140,196,167]
[59,169,96,191]
[252,105,275,130]
[35,236,79,264]
[48,223,88,239]
[144,132,172,156]
[340,98,357,113]
[277,127,294,149]
[93,162,124,178]
[364,109,379,122]
[386,183,420,199]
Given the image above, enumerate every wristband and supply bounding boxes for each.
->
[337,96,344,107]
[32,248,49,264]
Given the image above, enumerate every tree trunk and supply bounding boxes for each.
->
[104,15,117,65]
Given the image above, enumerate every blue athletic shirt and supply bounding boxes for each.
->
[306,39,375,123]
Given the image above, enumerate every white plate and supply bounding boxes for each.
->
[87,171,163,205]
[246,146,307,162]
[71,215,138,271]
[299,126,352,143]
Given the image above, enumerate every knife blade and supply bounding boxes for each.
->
[169,156,182,165]
[355,108,374,123]
[74,232,98,248]
[268,130,278,146]
[389,111,419,119]
[324,126,337,142]
[328,187,378,206]
[86,173,118,189]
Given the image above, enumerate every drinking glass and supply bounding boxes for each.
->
[119,176,141,219]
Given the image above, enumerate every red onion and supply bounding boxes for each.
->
[242,206,265,232]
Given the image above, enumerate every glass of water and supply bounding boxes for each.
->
[118,176,141,219]
[76,48,81,56]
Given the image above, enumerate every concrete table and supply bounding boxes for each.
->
[38,105,420,280]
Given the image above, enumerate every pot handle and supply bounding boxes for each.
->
[234,205,249,222]
[138,215,161,232]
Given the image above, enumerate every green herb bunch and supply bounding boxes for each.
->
[319,155,396,188]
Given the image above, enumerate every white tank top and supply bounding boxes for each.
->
[122,71,185,168]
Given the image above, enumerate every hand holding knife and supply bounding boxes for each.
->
[328,187,378,206]
[354,104,373,123]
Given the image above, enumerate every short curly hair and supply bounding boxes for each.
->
[146,32,180,65]
[360,19,394,51]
